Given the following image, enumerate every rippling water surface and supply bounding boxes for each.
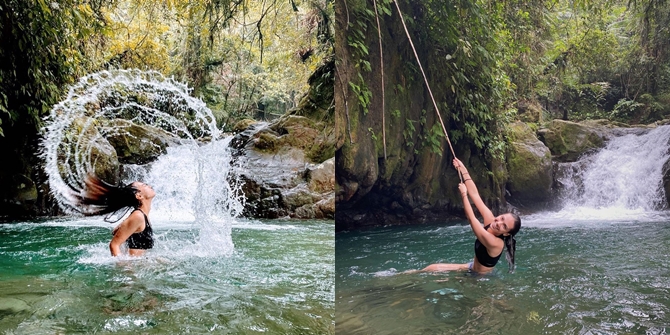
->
[336,217,670,334]
[0,218,334,334]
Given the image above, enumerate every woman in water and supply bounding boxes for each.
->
[73,176,156,256]
[421,158,521,274]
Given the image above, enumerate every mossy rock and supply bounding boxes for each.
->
[253,131,280,152]
[516,100,544,123]
[233,119,258,133]
[537,119,606,162]
[102,119,175,164]
[66,117,120,184]
[0,297,30,315]
[90,136,120,184]
[506,122,553,204]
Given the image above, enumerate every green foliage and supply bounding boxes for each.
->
[96,0,334,129]
[348,75,372,115]
[424,123,444,156]
[611,98,644,120]
[367,127,378,140]
[0,0,102,137]
[499,0,670,123]
[403,118,415,147]
[415,0,514,158]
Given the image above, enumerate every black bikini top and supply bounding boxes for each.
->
[126,209,154,250]
[474,224,503,267]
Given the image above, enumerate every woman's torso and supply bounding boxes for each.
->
[472,229,503,273]
[126,209,154,253]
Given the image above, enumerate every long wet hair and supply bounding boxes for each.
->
[71,175,140,222]
[503,213,521,271]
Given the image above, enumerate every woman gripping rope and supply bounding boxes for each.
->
[421,158,521,274]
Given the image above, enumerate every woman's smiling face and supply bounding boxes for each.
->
[490,213,515,236]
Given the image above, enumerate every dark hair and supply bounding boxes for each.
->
[503,213,521,271]
[72,175,140,222]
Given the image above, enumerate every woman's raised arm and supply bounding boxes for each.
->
[453,158,494,224]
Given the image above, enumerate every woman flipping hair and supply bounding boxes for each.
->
[73,175,156,257]
[422,158,521,274]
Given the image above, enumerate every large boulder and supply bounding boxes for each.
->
[89,135,120,185]
[231,116,335,220]
[64,117,120,185]
[506,122,553,206]
[537,119,608,162]
[101,119,177,165]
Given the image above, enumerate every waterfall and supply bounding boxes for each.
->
[40,69,245,254]
[543,125,670,223]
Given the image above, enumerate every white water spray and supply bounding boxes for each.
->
[40,69,245,254]
[531,125,670,224]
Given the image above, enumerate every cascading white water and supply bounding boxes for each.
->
[40,69,245,254]
[538,125,670,223]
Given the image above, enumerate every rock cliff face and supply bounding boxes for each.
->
[334,1,508,231]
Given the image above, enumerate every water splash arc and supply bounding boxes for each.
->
[40,69,245,253]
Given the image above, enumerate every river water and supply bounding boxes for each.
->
[336,217,670,334]
[0,218,334,334]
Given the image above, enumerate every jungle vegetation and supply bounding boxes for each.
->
[343,0,670,159]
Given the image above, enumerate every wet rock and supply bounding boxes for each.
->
[101,119,177,165]
[68,116,120,184]
[663,159,670,208]
[90,135,120,185]
[231,118,334,220]
[306,157,335,193]
[537,119,608,162]
[506,122,553,206]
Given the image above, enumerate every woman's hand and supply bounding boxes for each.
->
[453,158,468,174]
[458,183,468,196]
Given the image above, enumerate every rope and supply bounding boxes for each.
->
[392,0,463,182]
[373,0,387,160]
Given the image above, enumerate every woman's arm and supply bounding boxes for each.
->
[453,158,495,224]
[459,183,503,250]
[109,212,144,256]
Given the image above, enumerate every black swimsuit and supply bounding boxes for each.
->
[125,209,154,250]
[474,225,503,267]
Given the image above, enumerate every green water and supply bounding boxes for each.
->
[0,218,334,334]
[336,220,670,334]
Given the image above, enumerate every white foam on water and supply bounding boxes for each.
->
[372,268,399,277]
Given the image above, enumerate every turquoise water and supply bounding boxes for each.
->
[336,218,670,334]
[0,218,334,334]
